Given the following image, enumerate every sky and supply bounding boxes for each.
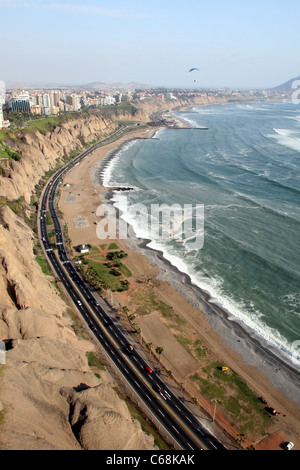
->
[1,0,300,89]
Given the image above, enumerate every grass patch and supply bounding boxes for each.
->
[0,137,21,160]
[51,280,62,294]
[46,211,53,225]
[87,352,105,371]
[191,362,272,437]
[133,290,174,318]
[83,258,129,292]
[27,116,61,133]
[90,246,101,254]
[35,256,52,276]
[87,253,106,262]
[113,261,132,277]
[108,242,119,250]
[66,308,85,337]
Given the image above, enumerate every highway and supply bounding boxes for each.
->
[39,127,228,451]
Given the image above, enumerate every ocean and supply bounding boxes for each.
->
[101,101,300,367]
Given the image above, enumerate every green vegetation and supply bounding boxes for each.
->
[108,242,119,250]
[82,259,129,292]
[26,116,61,134]
[0,138,21,161]
[174,334,207,359]
[191,362,271,435]
[86,352,105,372]
[132,290,174,318]
[51,280,62,294]
[35,256,52,276]
[46,211,53,225]
[77,245,131,292]
[66,307,85,338]
[0,196,31,225]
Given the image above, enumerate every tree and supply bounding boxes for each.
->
[156,346,163,363]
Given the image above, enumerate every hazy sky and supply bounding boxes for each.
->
[1,0,300,89]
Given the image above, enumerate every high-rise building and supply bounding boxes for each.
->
[9,91,31,112]
[66,94,81,111]
[54,91,60,107]
[43,93,51,108]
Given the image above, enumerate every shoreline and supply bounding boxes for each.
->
[59,123,300,448]
[99,163,300,408]
[99,123,300,376]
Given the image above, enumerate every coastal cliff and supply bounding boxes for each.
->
[0,114,117,203]
[0,111,158,450]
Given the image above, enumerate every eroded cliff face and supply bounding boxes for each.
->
[0,113,157,450]
[0,114,117,203]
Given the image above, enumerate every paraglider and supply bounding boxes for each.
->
[188,67,200,74]
[188,67,200,83]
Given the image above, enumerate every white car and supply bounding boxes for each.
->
[284,442,294,450]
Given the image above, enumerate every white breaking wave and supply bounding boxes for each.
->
[113,195,299,367]
[140,234,300,366]
[268,128,300,152]
[101,140,138,188]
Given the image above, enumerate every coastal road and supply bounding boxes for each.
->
[39,129,228,451]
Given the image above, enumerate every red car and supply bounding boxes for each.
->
[145,366,152,374]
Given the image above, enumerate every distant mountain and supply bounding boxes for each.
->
[271,76,300,92]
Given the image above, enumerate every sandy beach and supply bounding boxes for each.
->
[59,126,300,450]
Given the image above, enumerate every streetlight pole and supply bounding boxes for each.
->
[211,399,217,423]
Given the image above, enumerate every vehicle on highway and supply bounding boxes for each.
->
[284,442,294,450]
[126,344,134,353]
[145,366,152,374]
[152,383,170,400]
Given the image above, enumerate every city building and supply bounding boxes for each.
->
[9,91,31,112]
[43,93,51,108]
[66,94,81,112]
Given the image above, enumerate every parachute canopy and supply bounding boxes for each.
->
[188,67,200,74]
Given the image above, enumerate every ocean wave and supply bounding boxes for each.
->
[105,101,300,369]
[101,140,140,188]
[134,231,300,365]
[268,128,300,152]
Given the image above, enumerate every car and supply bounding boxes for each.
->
[145,366,152,374]
[126,344,134,353]
[284,442,294,450]
[77,300,82,306]
[153,383,161,393]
